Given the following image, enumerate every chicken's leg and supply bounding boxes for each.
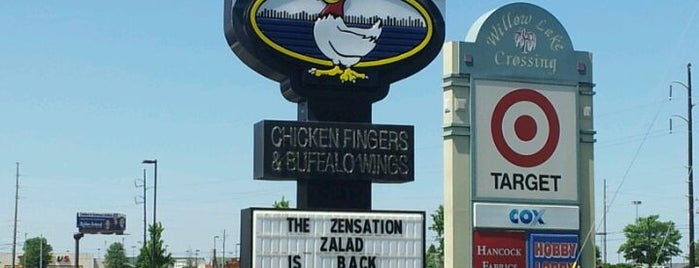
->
[309,66,342,78]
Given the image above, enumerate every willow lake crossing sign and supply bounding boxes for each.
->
[443,3,594,268]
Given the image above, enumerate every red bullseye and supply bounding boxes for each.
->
[514,115,537,141]
[491,89,560,168]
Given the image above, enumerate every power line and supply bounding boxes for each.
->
[597,1,699,261]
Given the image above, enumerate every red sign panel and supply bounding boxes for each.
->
[473,231,526,268]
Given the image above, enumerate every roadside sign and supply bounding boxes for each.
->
[474,80,578,202]
[241,208,424,268]
[76,212,126,234]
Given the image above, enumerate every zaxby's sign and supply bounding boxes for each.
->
[241,209,424,268]
[224,0,445,103]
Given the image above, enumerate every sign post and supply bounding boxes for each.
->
[443,3,594,268]
[73,232,83,268]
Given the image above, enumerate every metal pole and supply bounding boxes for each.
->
[12,162,20,268]
[152,160,157,268]
[633,201,642,220]
[647,218,652,268]
[153,160,157,228]
[603,179,607,265]
[688,62,695,268]
[23,233,27,268]
[39,235,43,268]
[222,230,226,268]
[142,159,157,268]
[74,233,84,268]
[143,169,147,248]
[213,236,219,268]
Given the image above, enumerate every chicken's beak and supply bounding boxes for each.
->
[322,0,341,3]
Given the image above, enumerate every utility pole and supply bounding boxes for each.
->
[135,169,148,247]
[671,63,694,268]
[687,62,694,268]
[12,162,20,268]
[222,230,226,268]
[603,179,607,265]
[596,180,608,265]
[39,235,43,268]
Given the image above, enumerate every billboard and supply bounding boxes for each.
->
[474,80,578,202]
[528,233,579,268]
[473,231,526,268]
[76,212,126,234]
[240,208,424,268]
[473,203,579,230]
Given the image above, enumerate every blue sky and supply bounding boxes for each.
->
[1,0,699,265]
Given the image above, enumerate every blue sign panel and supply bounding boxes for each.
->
[76,213,126,234]
[528,233,579,268]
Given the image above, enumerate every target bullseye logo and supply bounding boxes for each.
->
[491,89,560,167]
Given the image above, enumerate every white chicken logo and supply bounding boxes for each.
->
[309,0,382,83]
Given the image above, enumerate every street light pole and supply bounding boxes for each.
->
[39,235,43,268]
[213,236,219,268]
[632,200,642,220]
[222,230,226,268]
[671,63,694,268]
[12,162,19,268]
[142,159,157,268]
[195,250,200,268]
[142,159,158,227]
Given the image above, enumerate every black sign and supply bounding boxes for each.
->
[224,0,445,104]
[76,212,126,235]
[254,120,414,183]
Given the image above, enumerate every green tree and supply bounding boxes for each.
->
[425,244,442,268]
[104,242,130,268]
[426,205,444,268]
[617,215,681,267]
[22,237,52,268]
[136,223,174,268]
[273,196,290,209]
[603,263,634,268]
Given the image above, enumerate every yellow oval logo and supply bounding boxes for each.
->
[249,0,434,68]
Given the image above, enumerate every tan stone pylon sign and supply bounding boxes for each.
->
[442,3,595,268]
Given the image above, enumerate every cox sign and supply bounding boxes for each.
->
[509,209,545,225]
[474,203,579,230]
